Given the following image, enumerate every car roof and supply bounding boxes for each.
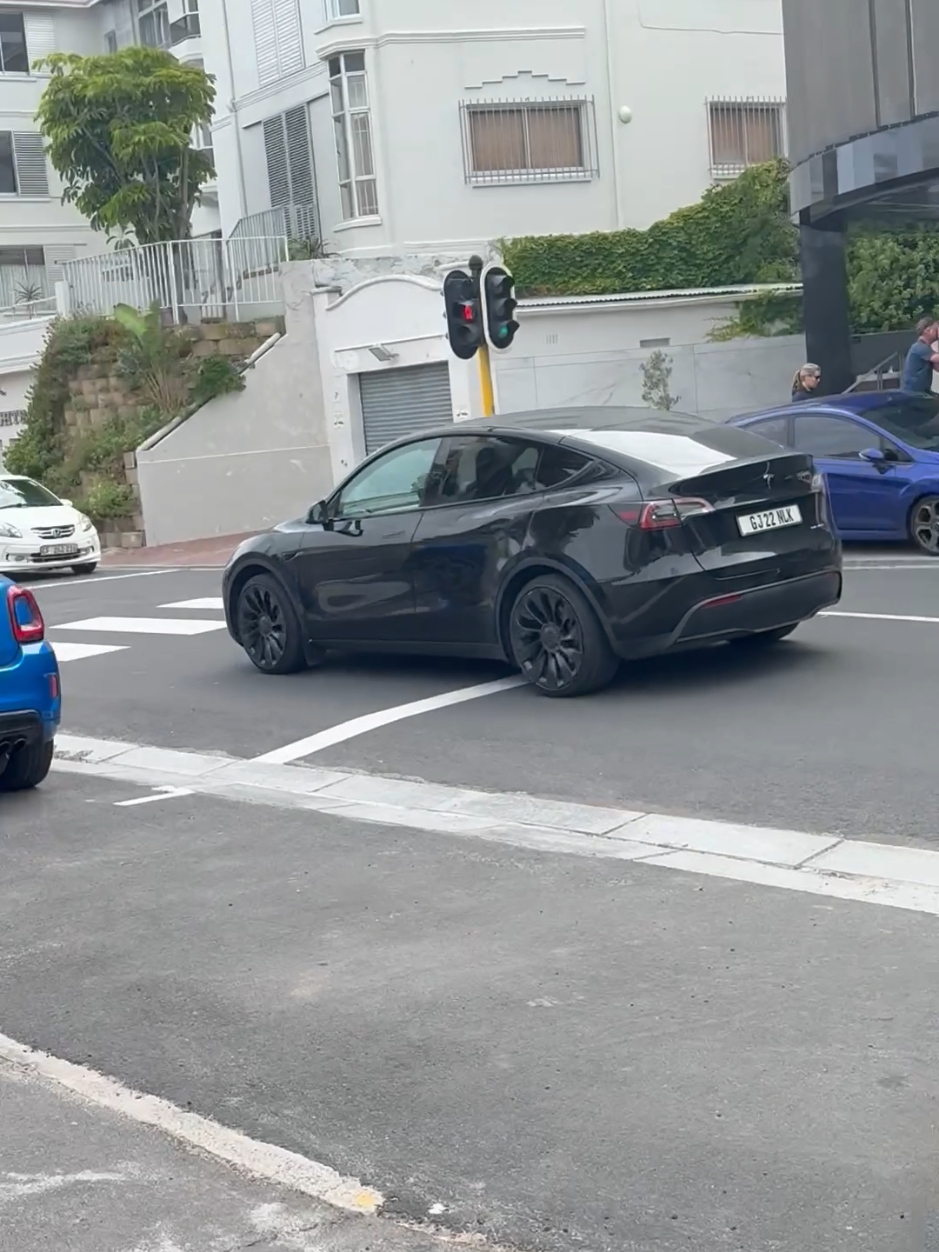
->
[734,389,939,423]
[376,406,790,485]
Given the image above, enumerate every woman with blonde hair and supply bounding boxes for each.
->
[791,363,821,402]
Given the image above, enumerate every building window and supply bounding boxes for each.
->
[262,105,318,230]
[0,245,48,311]
[707,99,786,179]
[325,0,359,17]
[459,98,598,185]
[251,0,303,86]
[137,0,169,47]
[0,133,49,196]
[0,12,28,73]
[329,51,377,220]
[169,0,200,45]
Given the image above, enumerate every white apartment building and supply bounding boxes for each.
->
[0,0,217,317]
[202,0,787,254]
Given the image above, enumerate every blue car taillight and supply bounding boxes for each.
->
[6,584,45,644]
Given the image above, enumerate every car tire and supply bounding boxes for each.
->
[732,624,798,647]
[509,574,619,697]
[71,562,98,575]
[0,739,54,791]
[908,496,939,555]
[236,573,307,675]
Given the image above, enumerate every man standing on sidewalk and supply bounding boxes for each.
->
[902,317,939,393]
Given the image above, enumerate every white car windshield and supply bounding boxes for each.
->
[0,477,61,509]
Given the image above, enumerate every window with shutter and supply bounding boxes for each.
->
[252,0,302,85]
[23,12,54,63]
[284,106,314,204]
[43,244,76,285]
[263,116,290,206]
[272,0,302,74]
[251,0,278,84]
[12,132,48,195]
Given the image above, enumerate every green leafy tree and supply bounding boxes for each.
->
[640,350,680,410]
[36,46,215,244]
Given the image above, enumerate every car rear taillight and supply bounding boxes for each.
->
[614,497,715,531]
[6,584,44,644]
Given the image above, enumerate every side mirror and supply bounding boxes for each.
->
[60,498,73,507]
[306,500,328,525]
[859,447,885,464]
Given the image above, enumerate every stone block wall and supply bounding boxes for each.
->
[60,317,284,549]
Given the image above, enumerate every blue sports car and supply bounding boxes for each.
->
[0,575,60,791]
[728,391,939,553]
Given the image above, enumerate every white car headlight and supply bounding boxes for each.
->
[0,521,23,539]
[77,513,96,533]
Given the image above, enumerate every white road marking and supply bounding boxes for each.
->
[845,563,939,571]
[159,597,225,610]
[821,610,939,624]
[28,569,183,590]
[0,1032,382,1214]
[114,785,195,807]
[51,732,939,918]
[255,676,528,765]
[50,642,128,663]
[52,616,226,636]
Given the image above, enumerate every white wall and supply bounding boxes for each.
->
[204,0,785,250]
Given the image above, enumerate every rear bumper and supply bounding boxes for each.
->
[612,569,842,658]
[0,642,61,742]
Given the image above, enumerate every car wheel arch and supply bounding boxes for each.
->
[495,557,613,660]
[226,559,299,639]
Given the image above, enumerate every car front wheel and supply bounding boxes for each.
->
[71,562,98,576]
[236,573,307,675]
[509,574,619,697]
[909,496,939,555]
[0,739,54,791]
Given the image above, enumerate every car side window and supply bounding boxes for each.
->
[334,439,440,519]
[746,416,790,446]
[535,446,595,488]
[431,436,543,504]
[792,414,879,458]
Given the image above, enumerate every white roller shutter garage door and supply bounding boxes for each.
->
[359,363,453,456]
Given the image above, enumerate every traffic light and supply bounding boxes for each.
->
[444,269,484,360]
[482,264,519,351]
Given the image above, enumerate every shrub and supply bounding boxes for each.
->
[77,479,136,522]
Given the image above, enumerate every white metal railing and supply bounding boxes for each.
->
[229,203,319,247]
[61,236,289,324]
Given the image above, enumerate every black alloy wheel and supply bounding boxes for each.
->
[236,573,307,674]
[909,496,939,555]
[509,574,618,697]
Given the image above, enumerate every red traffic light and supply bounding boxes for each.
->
[461,303,476,321]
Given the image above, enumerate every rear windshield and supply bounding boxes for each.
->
[555,429,763,477]
[864,395,939,451]
[0,477,61,509]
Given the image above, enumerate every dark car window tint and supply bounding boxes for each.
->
[745,416,790,446]
[335,439,439,518]
[867,395,939,451]
[792,415,878,458]
[535,446,593,489]
[433,437,542,504]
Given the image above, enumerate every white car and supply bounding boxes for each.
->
[0,475,101,576]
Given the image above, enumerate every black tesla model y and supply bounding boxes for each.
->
[223,407,843,697]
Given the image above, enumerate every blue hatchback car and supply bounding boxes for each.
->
[728,390,939,553]
[0,575,60,791]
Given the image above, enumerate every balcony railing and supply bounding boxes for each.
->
[60,236,289,324]
[229,203,319,249]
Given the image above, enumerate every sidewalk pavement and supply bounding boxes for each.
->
[0,1061,457,1252]
[101,532,259,569]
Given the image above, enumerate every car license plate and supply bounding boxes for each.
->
[40,543,79,556]
[737,504,802,537]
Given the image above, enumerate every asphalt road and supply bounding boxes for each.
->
[24,555,939,843]
[2,773,938,1252]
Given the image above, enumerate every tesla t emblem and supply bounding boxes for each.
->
[762,465,774,489]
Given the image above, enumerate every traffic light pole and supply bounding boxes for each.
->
[477,342,495,418]
[469,255,495,418]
